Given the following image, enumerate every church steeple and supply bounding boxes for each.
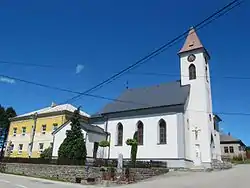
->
[179,27,204,54]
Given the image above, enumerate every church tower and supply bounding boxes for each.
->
[178,28,220,167]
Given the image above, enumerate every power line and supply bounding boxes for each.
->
[1,73,250,117]
[0,60,73,69]
[0,60,57,68]
[128,72,250,80]
[187,109,250,117]
[0,74,149,106]
[63,0,243,104]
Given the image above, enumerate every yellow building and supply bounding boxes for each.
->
[6,103,89,158]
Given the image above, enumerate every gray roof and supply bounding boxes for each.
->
[99,81,190,114]
[52,120,106,135]
[220,134,246,147]
[220,134,240,142]
[81,122,106,134]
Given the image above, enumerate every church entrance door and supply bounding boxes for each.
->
[194,144,201,166]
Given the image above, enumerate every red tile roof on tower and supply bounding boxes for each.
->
[179,27,204,54]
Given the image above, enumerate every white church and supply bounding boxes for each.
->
[52,28,222,168]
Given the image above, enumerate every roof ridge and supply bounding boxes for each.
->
[125,80,181,91]
[13,103,90,119]
[99,80,190,114]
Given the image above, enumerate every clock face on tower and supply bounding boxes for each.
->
[187,54,196,62]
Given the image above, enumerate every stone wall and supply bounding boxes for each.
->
[0,163,169,183]
[211,159,232,170]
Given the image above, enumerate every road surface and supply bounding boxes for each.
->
[0,174,86,188]
[0,165,249,188]
[121,164,250,188]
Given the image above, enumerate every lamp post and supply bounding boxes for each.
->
[29,112,38,158]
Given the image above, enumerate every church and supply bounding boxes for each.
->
[90,28,222,168]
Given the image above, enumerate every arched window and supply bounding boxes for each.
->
[189,64,196,80]
[137,121,144,145]
[117,123,123,146]
[159,119,167,144]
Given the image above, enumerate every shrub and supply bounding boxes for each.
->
[99,140,110,147]
[232,154,243,161]
[40,147,52,159]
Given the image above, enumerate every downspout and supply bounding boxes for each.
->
[104,116,108,132]
[104,115,111,159]
[108,133,111,159]
[52,132,55,159]
[29,112,38,158]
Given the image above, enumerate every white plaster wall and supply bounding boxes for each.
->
[7,133,30,155]
[213,131,221,160]
[180,51,213,165]
[177,113,185,158]
[52,122,96,158]
[85,133,107,158]
[183,97,191,161]
[105,113,180,160]
[220,143,245,158]
[52,122,70,157]
[33,132,53,153]
[85,134,94,158]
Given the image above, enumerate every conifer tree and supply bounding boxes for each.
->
[58,108,86,164]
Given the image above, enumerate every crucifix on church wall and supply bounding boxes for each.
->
[192,127,201,141]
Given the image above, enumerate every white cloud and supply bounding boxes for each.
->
[0,77,16,84]
[75,64,84,74]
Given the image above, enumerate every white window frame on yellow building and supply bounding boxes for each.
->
[53,123,58,131]
[22,127,26,136]
[39,143,44,153]
[13,128,17,137]
[18,144,23,155]
[41,124,46,134]
[10,144,14,153]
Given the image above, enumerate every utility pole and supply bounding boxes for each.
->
[29,112,38,158]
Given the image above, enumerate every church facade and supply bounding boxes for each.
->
[90,28,221,168]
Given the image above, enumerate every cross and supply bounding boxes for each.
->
[192,127,201,140]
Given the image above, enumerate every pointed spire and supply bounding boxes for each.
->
[51,102,57,107]
[179,27,204,54]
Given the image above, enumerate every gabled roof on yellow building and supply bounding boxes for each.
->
[11,103,90,121]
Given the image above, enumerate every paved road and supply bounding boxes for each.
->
[0,165,249,188]
[0,173,87,188]
[119,164,250,188]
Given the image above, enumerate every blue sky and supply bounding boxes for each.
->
[0,0,249,144]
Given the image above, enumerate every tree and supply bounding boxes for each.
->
[126,131,138,167]
[0,105,16,158]
[5,107,17,120]
[40,147,52,159]
[58,108,87,164]
[0,106,17,128]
